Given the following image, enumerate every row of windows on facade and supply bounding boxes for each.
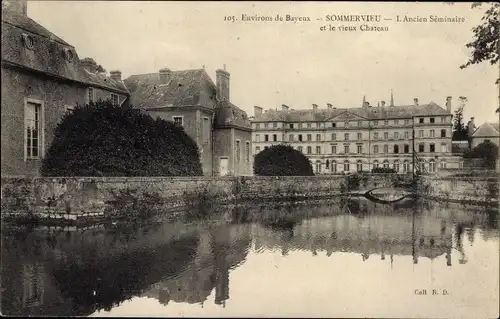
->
[255,142,448,155]
[255,129,447,142]
[312,158,449,174]
[253,116,448,130]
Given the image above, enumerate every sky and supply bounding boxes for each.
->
[27,1,499,126]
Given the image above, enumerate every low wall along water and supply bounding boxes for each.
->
[1,173,498,223]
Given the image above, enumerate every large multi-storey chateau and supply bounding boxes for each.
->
[250,95,459,174]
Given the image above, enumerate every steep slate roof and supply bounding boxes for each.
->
[1,10,128,94]
[472,122,500,137]
[124,69,251,130]
[253,102,450,122]
[123,69,217,109]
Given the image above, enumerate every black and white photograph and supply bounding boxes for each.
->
[1,1,499,317]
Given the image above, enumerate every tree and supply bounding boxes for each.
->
[41,100,203,176]
[253,144,314,176]
[463,140,499,168]
[452,102,469,141]
[460,2,499,84]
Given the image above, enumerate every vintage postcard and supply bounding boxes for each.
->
[1,1,499,318]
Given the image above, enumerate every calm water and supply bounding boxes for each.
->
[1,199,499,318]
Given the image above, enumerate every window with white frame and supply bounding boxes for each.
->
[203,117,210,144]
[173,116,183,126]
[25,100,43,160]
[88,87,95,103]
[245,142,250,162]
[110,93,119,106]
[236,140,241,162]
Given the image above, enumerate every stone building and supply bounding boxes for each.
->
[124,66,253,176]
[1,0,129,176]
[471,122,499,148]
[250,95,459,174]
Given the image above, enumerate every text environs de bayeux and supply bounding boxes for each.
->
[241,14,311,23]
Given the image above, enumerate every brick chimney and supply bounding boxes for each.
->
[2,0,27,16]
[159,68,172,84]
[445,96,452,113]
[468,117,475,135]
[281,104,289,111]
[327,103,333,110]
[312,104,318,111]
[413,98,419,106]
[381,101,386,107]
[216,65,230,101]
[254,106,263,116]
[110,70,122,81]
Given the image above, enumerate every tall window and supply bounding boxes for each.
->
[429,143,435,153]
[298,123,303,129]
[418,143,425,152]
[429,159,436,173]
[307,134,312,141]
[357,145,362,154]
[344,145,349,154]
[383,160,389,168]
[298,134,303,142]
[384,120,389,126]
[383,144,388,153]
[357,132,362,141]
[88,87,94,103]
[245,142,250,162]
[173,116,183,126]
[255,123,260,129]
[356,160,363,172]
[430,118,435,123]
[331,160,337,173]
[25,101,42,159]
[343,160,350,172]
[404,131,409,139]
[395,132,399,139]
[419,130,424,138]
[440,160,447,169]
[316,134,321,142]
[265,134,269,142]
[111,93,119,106]
[288,134,293,142]
[404,144,409,153]
[374,132,379,140]
[394,160,400,172]
[419,118,424,124]
[373,160,379,169]
[384,132,388,140]
[264,123,269,129]
[374,145,379,154]
[441,129,446,138]
[394,145,399,154]
[316,146,321,154]
[331,145,337,154]
[236,140,241,162]
[255,134,260,142]
[307,146,312,154]
[403,160,410,173]
[430,130,435,138]
[315,161,321,174]
[331,133,336,141]
[298,146,303,153]
[344,133,349,141]
[273,134,277,142]
[307,123,311,128]
[255,146,261,153]
[203,117,210,144]
[273,122,277,128]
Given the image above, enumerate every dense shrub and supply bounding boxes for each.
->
[371,167,396,174]
[463,140,499,169]
[42,100,203,176]
[253,144,314,176]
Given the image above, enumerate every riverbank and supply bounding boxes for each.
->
[1,174,498,225]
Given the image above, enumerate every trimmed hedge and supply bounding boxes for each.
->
[253,144,314,176]
[41,100,203,176]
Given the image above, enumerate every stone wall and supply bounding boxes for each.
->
[419,176,499,205]
[1,173,497,223]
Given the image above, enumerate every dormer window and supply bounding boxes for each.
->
[22,33,35,50]
[63,48,74,62]
[111,93,119,106]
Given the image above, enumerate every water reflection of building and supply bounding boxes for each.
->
[1,223,251,316]
[252,204,461,266]
[141,224,252,307]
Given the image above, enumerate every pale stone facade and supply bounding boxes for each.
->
[250,97,457,174]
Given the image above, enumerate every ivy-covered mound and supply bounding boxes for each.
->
[253,144,314,176]
[42,101,203,176]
